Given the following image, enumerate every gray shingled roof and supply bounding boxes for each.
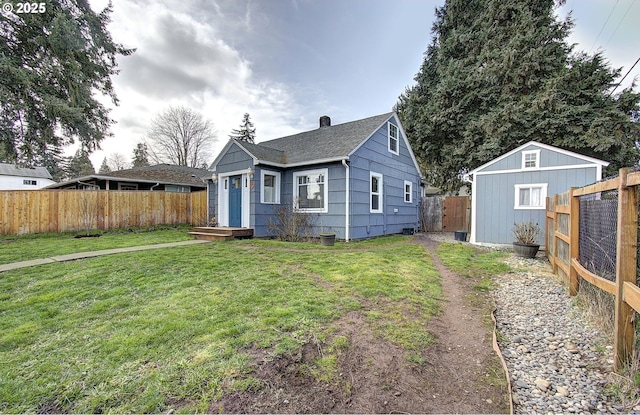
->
[0,163,52,179]
[106,164,210,186]
[245,112,394,165]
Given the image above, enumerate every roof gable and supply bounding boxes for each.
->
[470,141,609,174]
[212,113,397,169]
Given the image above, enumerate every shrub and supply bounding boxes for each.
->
[267,200,317,241]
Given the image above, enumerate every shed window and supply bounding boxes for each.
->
[522,150,540,169]
[514,183,547,209]
[118,183,138,191]
[261,170,281,204]
[388,123,399,155]
[370,172,383,213]
[294,169,328,212]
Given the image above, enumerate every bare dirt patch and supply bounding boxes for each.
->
[209,234,509,414]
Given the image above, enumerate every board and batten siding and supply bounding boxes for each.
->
[472,142,605,245]
[348,119,420,240]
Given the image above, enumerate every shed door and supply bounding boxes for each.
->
[229,175,242,227]
[442,196,470,232]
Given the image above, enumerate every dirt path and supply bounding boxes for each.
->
[414,234,509,413]
[211,234,509,413]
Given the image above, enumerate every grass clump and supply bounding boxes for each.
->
[436,243,510,279]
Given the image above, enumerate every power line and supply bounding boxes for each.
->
[589,0,619,52]
[603,0,637,49]
[608,56,640,96]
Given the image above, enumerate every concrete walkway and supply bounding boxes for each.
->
[0,239,209,272]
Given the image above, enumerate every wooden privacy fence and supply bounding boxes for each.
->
[420,196,471,232]
[0,190,208,235]
[546,168,639,370]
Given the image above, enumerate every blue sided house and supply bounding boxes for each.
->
[466,141,609,246]
[208,112,422,241]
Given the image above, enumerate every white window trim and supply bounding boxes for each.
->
[118,182,138,190]
[514,183,548,210]
[260,169,281,204]
[388,123,399,155]
[370,172,383,213]
[521,150,540,169]
[404,180,413,203]
[293,168,328,213]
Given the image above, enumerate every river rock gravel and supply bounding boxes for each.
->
[493,254,635,414]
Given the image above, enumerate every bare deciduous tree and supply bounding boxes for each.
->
[146,106,217,167]
[108,152,129,171]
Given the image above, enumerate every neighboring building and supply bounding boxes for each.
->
[208,112,422,241]
[46,164,209,192]
[0,163,55,190]
[466,141,609,246]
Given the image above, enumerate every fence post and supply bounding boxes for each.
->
[614,168,638,370]
[568,187,579,296]
[553,194,560,273]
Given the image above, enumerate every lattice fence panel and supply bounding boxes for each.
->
[578,191,618,281]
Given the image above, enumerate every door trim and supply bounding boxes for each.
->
[217,169,252,227]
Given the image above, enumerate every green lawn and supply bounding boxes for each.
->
[0,225,194,265]
[0,235,442,413]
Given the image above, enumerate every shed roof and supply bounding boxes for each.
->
[0,163,53,179]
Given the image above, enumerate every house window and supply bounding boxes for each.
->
[118,183,138,191]
[370,172,383,213]
[165,185,190,193]
[294,169,328,212]
[23,179,37,186]
[514,183,547,209]
[404,180,412,203]
[261,170,281,204]
[522,150,540,169]
[388,123,399,155]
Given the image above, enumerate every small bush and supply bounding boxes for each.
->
[267,200,318,241]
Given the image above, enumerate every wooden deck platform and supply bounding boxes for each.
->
[188,227,254,241]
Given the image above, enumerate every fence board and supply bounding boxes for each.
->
[622,282,640,314]
[0,189,207,235]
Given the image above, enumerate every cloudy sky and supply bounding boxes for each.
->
[85,0,640,169]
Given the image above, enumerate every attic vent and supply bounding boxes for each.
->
[319,115,331,128]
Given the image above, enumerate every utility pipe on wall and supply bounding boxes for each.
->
[342,159,350,242]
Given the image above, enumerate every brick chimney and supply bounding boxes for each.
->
[319,115,331,128]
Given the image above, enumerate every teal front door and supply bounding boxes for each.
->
[229,175,242,227]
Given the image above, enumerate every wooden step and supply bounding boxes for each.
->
[188,232,234,241]
[193,227,233,236]
[192,227,254,238]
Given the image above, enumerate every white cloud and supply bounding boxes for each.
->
[85,0,310,168]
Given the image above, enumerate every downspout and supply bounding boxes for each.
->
[463,173,475,244]
[150,183,160,191]
[342,159,350,242]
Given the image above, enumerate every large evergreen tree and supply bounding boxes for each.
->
[66,148,95,178]
[0,1,134,167]
[132,142,149,167]
[397,0,640,192]
[229,113,256,144]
